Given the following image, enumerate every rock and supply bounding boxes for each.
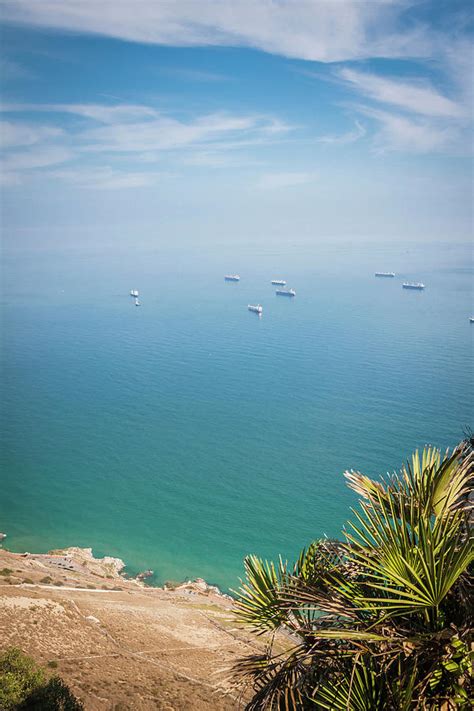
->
[45,547,125,578]
[172,577,228,598]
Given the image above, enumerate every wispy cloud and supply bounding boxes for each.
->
[339,68,465,119]
[0,0,439,63]
[0,102,293,186]
[256,171,317,189]
[317,120,366,145]
[333,63,471,155]
[1,145,74,170]
[79,112,278,153]
[50,167,164,189]
[0,120,63,148]
[0,145,74,186]
[358,106,458,154]
[1,103,159,123]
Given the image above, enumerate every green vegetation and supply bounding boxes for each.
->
[0,569,13,577]
[233,439,473,709]
[0,648,83,710]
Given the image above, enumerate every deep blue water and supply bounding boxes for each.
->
[1,239,472,590]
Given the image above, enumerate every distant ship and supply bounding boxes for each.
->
[225,274,240,281]
[135,299,141,306]
[248,304,263,314]
[130,289,139,297]
[402,283,425,290]
[276,288,296,297]
[271,279,287,286]
[375,272,395,277]
[470,317,474,323]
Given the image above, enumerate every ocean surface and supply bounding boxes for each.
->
[1,239,472,591]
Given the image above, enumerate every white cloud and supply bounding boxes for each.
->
[0,121,63,148]
[339,68,465,119]
[256,171,316,189]
[51,167,163,189]
[317,120,366,145]
[0,145,74,185]
[0,105,291,155]
[0,0,437,63]
[1,146,74,171]
[0,104,292,186]
[78,112,289,153]
[0,103,159,124]
[358,107,457,154]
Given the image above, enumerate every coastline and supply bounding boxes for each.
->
[0,542,230,601]
[0,543,263,710]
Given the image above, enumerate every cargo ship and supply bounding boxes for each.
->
[375,272,395,277]
[402,283,425,290]
[271,279,286,286]
[248,304,263,314]
[130,289,139,297]
[276,288,296,297]
[225,274,240,281]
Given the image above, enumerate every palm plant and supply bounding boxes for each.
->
[232,439,473,709]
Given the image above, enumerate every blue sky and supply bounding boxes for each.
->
[0,0,472,249]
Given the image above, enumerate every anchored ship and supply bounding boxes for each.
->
[402,283,425,290]
[225,274,240,281]
[248,304,263,314]
[135,299,141,306]
[470,317,474,323]
[375,272,395,277]
[276,288,296,297]
[130,289,139,297]
[271,279,287,286]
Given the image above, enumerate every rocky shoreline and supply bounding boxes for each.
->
[0,542,230,600]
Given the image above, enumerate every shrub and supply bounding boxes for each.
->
[0,648,45,710]
[18,676,84,710]
[0,649,83,710]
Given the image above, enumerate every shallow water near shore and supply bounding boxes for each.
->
[1,238,472,591]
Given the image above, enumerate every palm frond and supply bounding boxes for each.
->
[232,442,474,709]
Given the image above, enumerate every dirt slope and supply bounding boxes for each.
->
[0,548,262,710]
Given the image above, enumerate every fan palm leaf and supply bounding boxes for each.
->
[232,441,474,709]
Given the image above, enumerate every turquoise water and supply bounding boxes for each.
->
[1,240,472,591]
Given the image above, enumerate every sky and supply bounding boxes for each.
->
[0,0,472,251]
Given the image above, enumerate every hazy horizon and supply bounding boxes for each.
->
[1,0,473,253]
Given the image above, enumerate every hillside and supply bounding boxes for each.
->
[0,547,264,710]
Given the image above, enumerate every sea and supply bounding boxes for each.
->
[1,238,472,591]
